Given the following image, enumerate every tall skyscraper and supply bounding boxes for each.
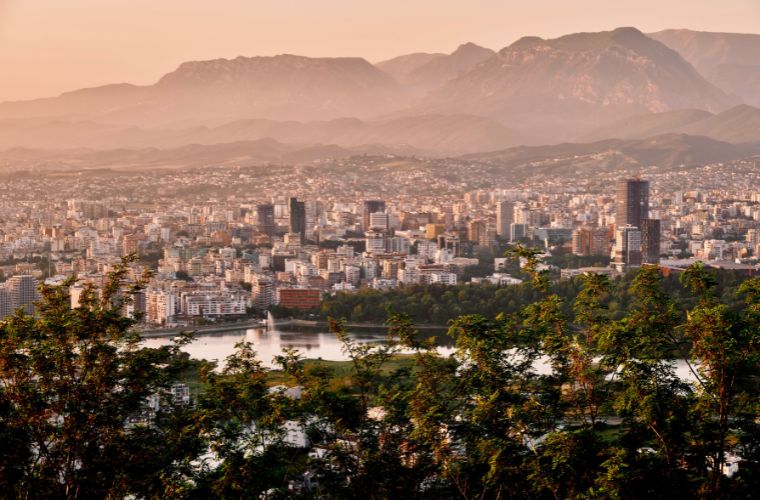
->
[363,200,386,231]
[616,179,649,229]
[6,275,36,315]
[0,285,12,319]
[468,219,487,243]
[641,218,661,265]
[510,223,528,242]
[289,197,306,240]
[496,201,514,239]
[256,204,276,236]
[612,225,642,271]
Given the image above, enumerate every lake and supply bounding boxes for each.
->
[140,326,699,383]
[140,325,453,368]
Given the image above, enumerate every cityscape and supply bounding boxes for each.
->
[0,156,758,326]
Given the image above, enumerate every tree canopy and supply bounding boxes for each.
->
[0,256,758,498]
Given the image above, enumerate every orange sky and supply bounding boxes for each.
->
[0,0,758,102]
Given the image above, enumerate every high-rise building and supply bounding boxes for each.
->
[288,197,306,240]
[572,227,611,256]
[368,211,390,232]
[256,204,276,236]
[616,179,649,229]
[510,223,528,242]
[122,233,141,256]
[146,290,177,326]
[612,225,642,271]
[6,275,36,315]
[480,225,497,248]
[251,276,275,311]
[641,218,661,264]
[363,200,386,231]
[0,285,12,319]
[496,201,514,239]
[365,230,386,254]
[468,219,487,243]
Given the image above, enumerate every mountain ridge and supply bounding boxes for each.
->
[0,27,756,151]
[407,27,736,141]
[649,29,760,107]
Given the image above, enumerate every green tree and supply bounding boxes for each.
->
[0,257,203,498]
[680,265,760,496]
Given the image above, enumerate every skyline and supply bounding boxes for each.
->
[0,0,758,102]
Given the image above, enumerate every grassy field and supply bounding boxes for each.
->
[267,355,418,390]
[176,354,420,395]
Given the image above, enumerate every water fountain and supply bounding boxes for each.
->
[266,310,276,331]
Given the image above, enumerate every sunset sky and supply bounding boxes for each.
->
[0,0,758,102]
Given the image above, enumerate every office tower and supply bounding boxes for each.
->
[496,201,514,238]
[288,197,306,240]
[480,226,497,248]
[368,211,390,232]
[122,233,140,256]
[641,218,661,264]
[251,276,275,311]
[613,225,642,271]
[0,285,12,319]
[363,200,386,231]
[572,227,611,256]
[510,223,528,242]
[6,275,36,315]
[256,204,276,236]
[365,230,386,254]
[468,219,487,243]
[616,179,649,229]
[514,203,532,226]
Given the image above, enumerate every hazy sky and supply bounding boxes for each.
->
[1,0,758,102]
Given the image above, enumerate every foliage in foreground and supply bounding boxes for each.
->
[0,253,758,499]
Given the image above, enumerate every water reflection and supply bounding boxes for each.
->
[141,326,451,368]
[141,326,697,384]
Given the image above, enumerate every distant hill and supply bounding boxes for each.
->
[580,109,713,141]
[409,28,735,142]
[0,114,519,155]
[649,29,760,107]
[0,139,428,171]
[3,133,757,178]
[581,105,760,143]
[463,134,760,172]
[679,105,760,143]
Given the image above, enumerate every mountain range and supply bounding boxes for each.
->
[649,29,760,107]
[0,26,759,162]
[464,134,760,176]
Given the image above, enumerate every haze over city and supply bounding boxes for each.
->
[0,0,758,101]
